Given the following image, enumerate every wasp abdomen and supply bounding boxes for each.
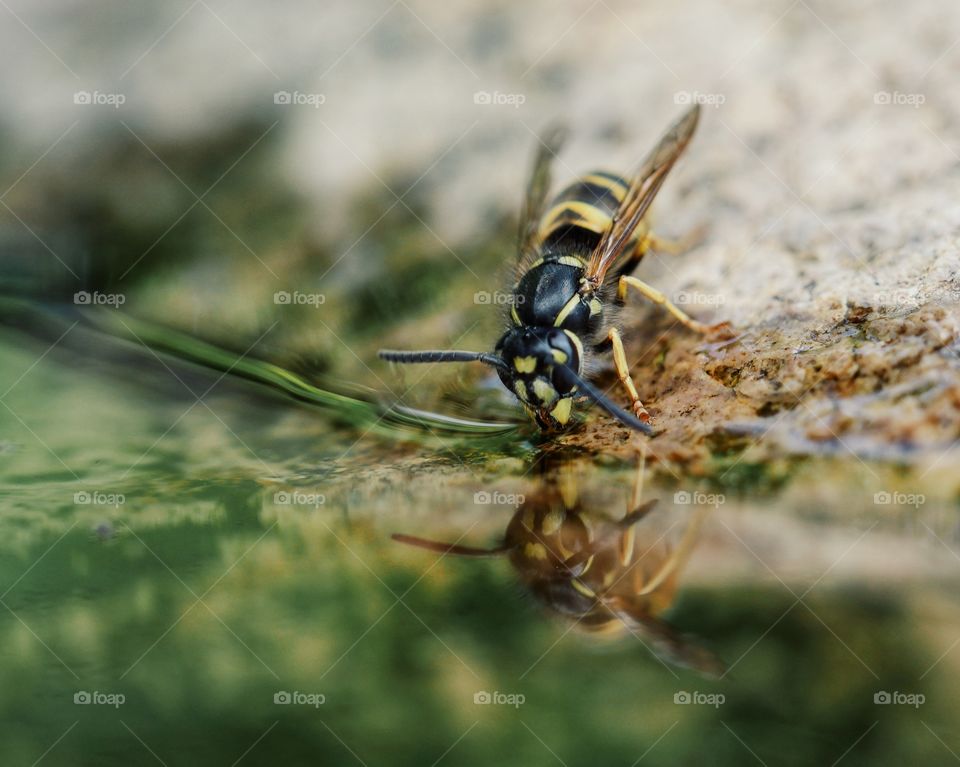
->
[539,172,630,238]
[538,170,647,260]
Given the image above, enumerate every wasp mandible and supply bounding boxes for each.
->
[380,104,727,433]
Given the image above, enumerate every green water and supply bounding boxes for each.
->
[2,310,958,767]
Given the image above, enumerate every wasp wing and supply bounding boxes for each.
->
[518,124,567,261]
[617,607,726,677]
[582,105,700,291]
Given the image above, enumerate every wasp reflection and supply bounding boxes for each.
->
[393,453,723,676]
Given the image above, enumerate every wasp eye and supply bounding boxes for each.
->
[546,329,566,345]
[545,330,576,368]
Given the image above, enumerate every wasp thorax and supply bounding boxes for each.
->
[495,327,583,429]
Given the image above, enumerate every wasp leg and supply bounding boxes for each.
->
[618,275,716,334]
[646,224,708,255]
[614,226,707,283]
[637,505,709,596]
[607,327,650,423]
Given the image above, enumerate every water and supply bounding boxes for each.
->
[2,308,959,766]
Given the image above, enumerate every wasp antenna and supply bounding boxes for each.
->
[379,349,508,371]
[619,498,658,528]
[558,366,654,435]
[391,533,509,557]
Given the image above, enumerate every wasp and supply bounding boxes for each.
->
[380,104,726,433]
[393,454,722,675]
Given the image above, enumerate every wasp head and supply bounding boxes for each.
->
[495,327,582,430]
[379,330,650,433]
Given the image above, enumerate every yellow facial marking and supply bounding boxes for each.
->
[551,348,568,364]
[541,508,565,535]
[550,397,572,425]
[532,378,558,405]
[514,380,527,400]
[522,507,536,530]
[524,542,548,560]
[514,356,537,374]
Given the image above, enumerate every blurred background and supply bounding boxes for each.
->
[2,0,960,764]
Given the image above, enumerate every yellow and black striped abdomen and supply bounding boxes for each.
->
[537,171,648,248]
